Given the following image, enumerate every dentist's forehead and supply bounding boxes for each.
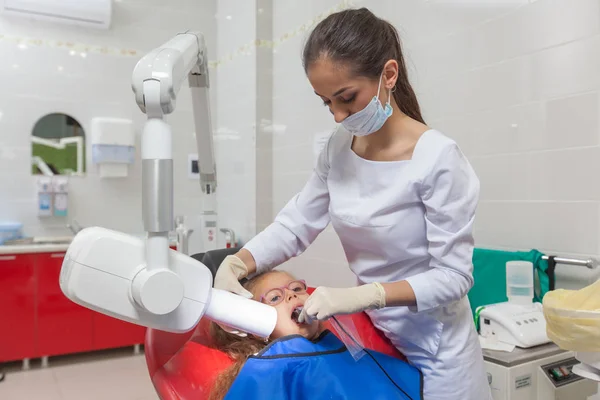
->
[307,59,354,97]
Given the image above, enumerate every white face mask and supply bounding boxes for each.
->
[341,75,393,137]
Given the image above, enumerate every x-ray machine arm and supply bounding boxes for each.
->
[59,31,277,337]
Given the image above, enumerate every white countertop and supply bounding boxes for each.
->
[0,240,179,255]
[0,243,70,255]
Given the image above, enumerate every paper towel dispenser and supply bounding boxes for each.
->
[91,118,135,178]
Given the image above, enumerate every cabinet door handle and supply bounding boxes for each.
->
[0,255,17,261]
[51,253,66,258]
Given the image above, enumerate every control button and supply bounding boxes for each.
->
[524,320,529,324]
[550,368,563,379]
[516,321,522,326]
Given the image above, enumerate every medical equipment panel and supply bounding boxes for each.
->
[479,302,550,348]
[483,343,598,400]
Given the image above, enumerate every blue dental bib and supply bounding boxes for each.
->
[225,330,423,400]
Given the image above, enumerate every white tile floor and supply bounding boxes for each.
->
[0,349,158,400]
[2,349,598,400]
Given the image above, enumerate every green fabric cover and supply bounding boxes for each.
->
[468,248,550,319]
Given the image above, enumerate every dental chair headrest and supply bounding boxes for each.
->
[190,247,242,279]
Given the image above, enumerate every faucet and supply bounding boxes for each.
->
[66,219,83,235]
[220,228,236,248]
[175,216,194,255]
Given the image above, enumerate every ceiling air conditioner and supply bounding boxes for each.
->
[1,0,112,30]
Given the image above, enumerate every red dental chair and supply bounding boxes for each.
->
[145,248,404,400]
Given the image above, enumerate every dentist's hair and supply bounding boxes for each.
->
[302,7,425,124]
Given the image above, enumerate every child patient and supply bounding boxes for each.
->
[209,271,423,400]
[209,270,322,399]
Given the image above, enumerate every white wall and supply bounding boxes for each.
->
[0,1,220,243]
[270,0,600,290]
[214,0,257,246]
[2,0,597,285]
[214,0,275,245]
[0,0,274,252]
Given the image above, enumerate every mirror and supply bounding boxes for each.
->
[31,113,86,176]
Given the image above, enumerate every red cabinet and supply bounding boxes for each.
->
[92,314,146,351]
[36,252,94,356]
[0,249,158,363]
[0,254,37,362]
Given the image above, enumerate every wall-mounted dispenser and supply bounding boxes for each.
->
[37,176,53,217]
[91,118,135,178]
[53,176,69,217]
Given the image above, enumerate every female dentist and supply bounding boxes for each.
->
[214,8,492,400]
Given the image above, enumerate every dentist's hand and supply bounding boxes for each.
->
[298,283,387,323]
[214,255,253,298]
[213,254,253,337]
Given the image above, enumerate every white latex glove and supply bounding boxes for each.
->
[298,283,386,323]
[213,255,253,337]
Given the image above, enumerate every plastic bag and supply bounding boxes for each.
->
[329,315,366,362]
[543,279,600,352]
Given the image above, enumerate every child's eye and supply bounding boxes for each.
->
[322,100,331,107]
[269,295,281,304]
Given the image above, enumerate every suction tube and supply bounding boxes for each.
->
[205,288,277,338]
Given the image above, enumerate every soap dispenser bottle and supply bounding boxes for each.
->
[53,176,69,217]
[37,176,53,217]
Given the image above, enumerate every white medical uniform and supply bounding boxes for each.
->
[244,127,492,400]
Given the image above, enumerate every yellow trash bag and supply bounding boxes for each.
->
[543,279,600,352]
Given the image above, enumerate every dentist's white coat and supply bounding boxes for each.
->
[244,127,492,400]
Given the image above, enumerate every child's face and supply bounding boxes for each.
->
[251,271,320,340]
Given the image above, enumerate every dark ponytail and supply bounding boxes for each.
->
[302,8,425,124]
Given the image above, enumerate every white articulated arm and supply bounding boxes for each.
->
[132,31,202,117]
[132,30,216,193]
[59,31,276,337]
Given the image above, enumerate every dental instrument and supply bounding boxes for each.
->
[291,307,302,323]
[294,306,366,362]
[59,31,277,338]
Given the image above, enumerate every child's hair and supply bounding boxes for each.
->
[208,272,274,400]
